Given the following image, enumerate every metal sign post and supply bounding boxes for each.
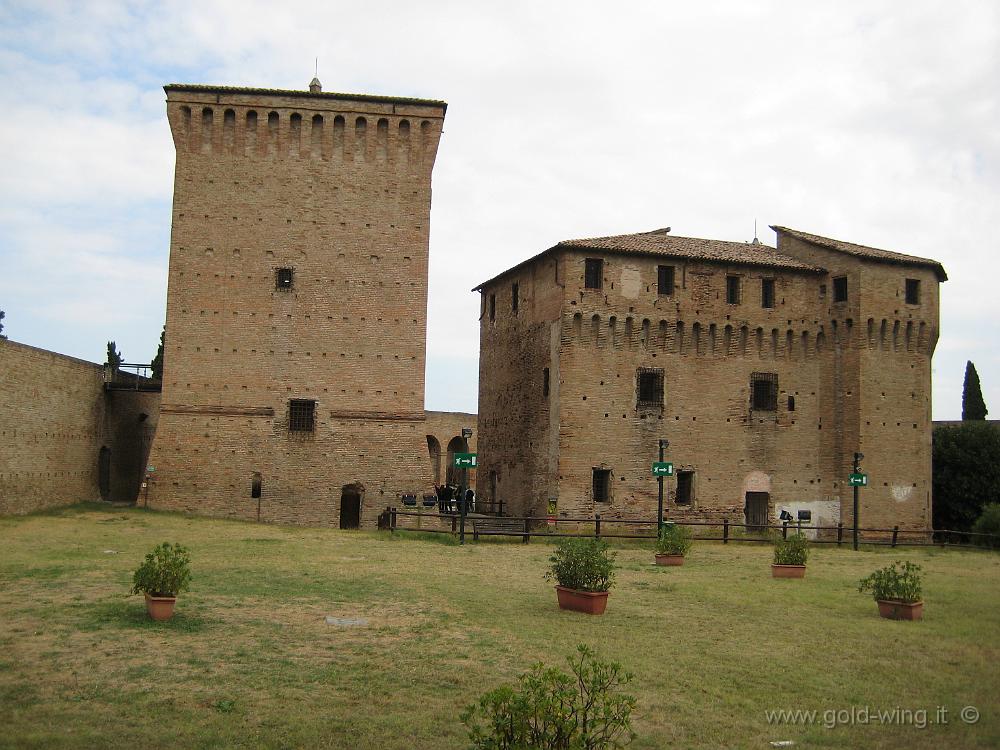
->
[852,452,865,551]
[654,440,670,534]
[455,444,476,545]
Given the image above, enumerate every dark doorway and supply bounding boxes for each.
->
[745,492,770,533]
[445,435,469,487]
[339,484,363,529]
[98,447,111,501]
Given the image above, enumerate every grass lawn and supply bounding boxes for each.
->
[1,503,998,749]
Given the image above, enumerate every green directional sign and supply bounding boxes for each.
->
[849,473,868,487]
[453,453,478,469]
[652,462,674,477]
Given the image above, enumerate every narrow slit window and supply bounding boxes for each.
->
[511,282,519,313]
[489,293,496,322]
[657,265,675,296]
[726,275,741,304]
[288,399,316,432]
[905,278,920,305]
[787,395,795,411]
[276,267,293,291]
[833,276,848,303]
[592,468,611,503]
[543,367,550,397]
[751,372,778,411]
[636,367,664,408]
[761,278,775,308]
[584,258,603,290]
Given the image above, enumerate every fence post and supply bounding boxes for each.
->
[891,525,899,548]
[523,518,530,544]
[451,514,457,535]
[595,514,601,539]
[837,522,843,546]
[723,518,729,544]
[782,521,788,539]
[390,506,397,532]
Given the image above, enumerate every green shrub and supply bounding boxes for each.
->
[546,538,615,592]
[972,503,1000,549]
[858,560,922,603]
[130,542,192,597]
[773,533,809,566]
[461,644,636,750]
[655,523,692,556]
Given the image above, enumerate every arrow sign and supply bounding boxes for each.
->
[849,473,868,487]
[453,453,478,468]
[652,462,674,477]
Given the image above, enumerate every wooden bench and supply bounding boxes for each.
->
[472,517,528,542]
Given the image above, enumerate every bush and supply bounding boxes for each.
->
[461,644,636,750]
[547,538,615,592]
[130,542,192,597]
[655,523,692,556]
[972,503,1000,549]
[859,560,922,603]
[773,534,809,566]
[932,422,1000,532]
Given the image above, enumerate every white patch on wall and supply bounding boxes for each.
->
[891,485,913,502]
[774,500,840,540]
[620,267,641,299]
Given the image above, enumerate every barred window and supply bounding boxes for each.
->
[276,267,293,290]
[751,372,778,411]
[726,275,741,304]
[657,265,675,296]
[833,276,848,303]
[592,468,611,503]
[636,367,664,408]
[584,258,603,290]
[905,278,920,305]
[761,278,775,308]
[289,399,316,431]
[676,470,694,505]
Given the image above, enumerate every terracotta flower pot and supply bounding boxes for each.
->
[877,599,923,621]
[555,586,609,615]
[144,593,178,621]
[771,564,806,578]
[655,554,685,566]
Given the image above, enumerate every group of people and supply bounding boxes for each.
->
[435,484,476,514]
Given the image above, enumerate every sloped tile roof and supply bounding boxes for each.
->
[772,226,947,281]
[164,84,447,111]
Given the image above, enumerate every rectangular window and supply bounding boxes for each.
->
[833,276,848,303]
[543,367,550,397]
[676,470,694,505]
[276,267,293,291]
[584,258,603,290]
[751,372,778,411]
[489,293,496,322]
[288,399,316,432]
[657,265,675,296]
[761,278,775,308]
[636,367,664,408]
[592,468,611,503]
[726,275,741,304]
[512,282,519,312]
[905,278,920,305]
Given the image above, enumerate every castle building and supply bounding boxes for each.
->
[144,81,469,528]
[473,227,945,534]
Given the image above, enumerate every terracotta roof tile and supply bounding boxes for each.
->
[164,84,447,111]
[772,226,947,281]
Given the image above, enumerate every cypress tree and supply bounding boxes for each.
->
[151,327,165,381]
[106,341,123,369]
[962,360,988,421]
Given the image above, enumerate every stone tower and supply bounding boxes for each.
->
[145,81,447,527]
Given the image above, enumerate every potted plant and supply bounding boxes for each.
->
[859,560,923,620]
[654,523,692,565]
[772,533,808,578]
[546,538,615,614]
[130,542,192,621]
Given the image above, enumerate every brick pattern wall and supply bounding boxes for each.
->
[145,87,448,527]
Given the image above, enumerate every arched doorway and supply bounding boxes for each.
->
[339,483,364,529]
[98,446,111,501]
[445,435,469,487]
[426,435,442,485]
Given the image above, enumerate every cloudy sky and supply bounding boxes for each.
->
[0,0,996,418]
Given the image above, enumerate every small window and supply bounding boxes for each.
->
[251,472,262,499]
[592,468,611,503]
[276,267,293,290]
[584,258,603,290]
[726,275,741,304]
[751,372,778,411]
[787,395,795,411]
[833,276,848,303]
[657,265,675,296]
[288,399,316,431]
[489,293,496,322]
[636,367,664,408]
[761,278,775,308]
[512,282,519,312]
[905,278,920,305]
[543,367,550,397]
[676,470,694,505]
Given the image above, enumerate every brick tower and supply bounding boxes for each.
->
[145,81,447,527]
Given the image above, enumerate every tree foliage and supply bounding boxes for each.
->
[151,326,165,381]
[0,309,6,339]
[106,341,122,369]
[932,422,1000,532]
[962,360,988,421]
